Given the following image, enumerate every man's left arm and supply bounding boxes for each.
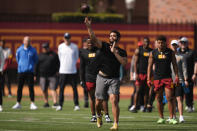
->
[172,51,179,85]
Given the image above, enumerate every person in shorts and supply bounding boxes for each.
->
[170,39,186,123]
[130,37,152,113]
[177,37,196,113]
[36,43,59,108]
[147,36,179,124]
[85,17,127,130]
[79,37,112,123]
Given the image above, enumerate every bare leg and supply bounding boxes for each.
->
[51,90,57,104]
[95,99,102,116]
[110,94,119,123]
[88,89,96,115]
[176,96,183,116]
[144,86,149,109]
[165,88,174,119]
[102,100,109,115]
[42,90,48,104]
[133,85,140,108]
[155,88,164,118]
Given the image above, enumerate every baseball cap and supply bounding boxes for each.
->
[170,40,178,45]
[180,37,188,43]
[137,41,143,46]
[64,33,71,39]
[42,42,49,48]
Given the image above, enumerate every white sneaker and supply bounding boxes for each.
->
[166,117,170,122]
[8,94,12,98]
[12,102,21,109]
[185,106,188,111]
[129,105,135,111]
[179,116,185,123]
[74,105,80,111]
[105,115,112,122]
[0,105,3,112]
[30,103,37,110]
[140,106,144,112]
[187,107,193,113]
[56,106,62,111]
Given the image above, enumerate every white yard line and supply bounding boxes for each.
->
[0,119,197,129]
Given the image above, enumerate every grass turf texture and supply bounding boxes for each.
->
[0,96,197,131]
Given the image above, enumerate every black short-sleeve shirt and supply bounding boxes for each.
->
[152,48,173,80]
[99,42,127,78]
[79,47,101,82]
[138,46,153,74]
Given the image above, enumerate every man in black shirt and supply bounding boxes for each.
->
[130,37,152,113]
[85,17,127,130]
[147,36,179,124]
[79,38,89,108]
[79,37,111,123]
[36,43,59,108]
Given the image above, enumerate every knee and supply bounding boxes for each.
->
[110,95,118,104]
[156,96,163,103]
[166,96,173,102]
[90,95,95,102]
[136,87,140,93]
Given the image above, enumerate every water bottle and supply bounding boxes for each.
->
[163,92,168,104]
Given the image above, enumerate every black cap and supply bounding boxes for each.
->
[42,42,49,48]
[64,33,71,39]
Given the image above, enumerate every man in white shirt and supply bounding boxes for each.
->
[0,45,5,111]
[56,33,80,111]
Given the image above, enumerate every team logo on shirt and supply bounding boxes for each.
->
[143,52,149,57]
[88,53,96,58]
[158,54,166,59]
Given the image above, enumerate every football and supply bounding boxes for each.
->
[81,3,90,14]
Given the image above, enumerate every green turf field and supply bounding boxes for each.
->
[0,96,197,131]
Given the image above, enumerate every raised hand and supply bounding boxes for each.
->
[84,17,91,28]
[110,41,117,53]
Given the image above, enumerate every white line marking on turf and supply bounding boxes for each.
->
[2,111,197,120]
[51,118,73,120]
[0,129,24,131]
[1,119,197,128]
[2,112,87,116]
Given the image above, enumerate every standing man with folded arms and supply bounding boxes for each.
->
[84,17,127,130]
